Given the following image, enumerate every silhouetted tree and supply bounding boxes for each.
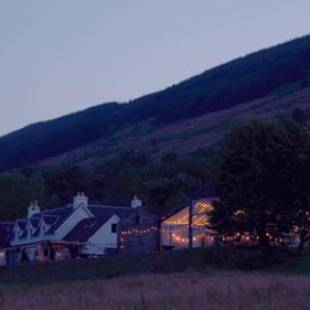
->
[213,119,310,257]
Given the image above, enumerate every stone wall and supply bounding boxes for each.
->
[118,207,160,254]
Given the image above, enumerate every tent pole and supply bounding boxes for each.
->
[189,198,193,249]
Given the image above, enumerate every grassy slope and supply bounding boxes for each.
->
[0,249,208,286]
[1,248,310,309]
[267,252,310,274]
[1,248,310,287]
[38,85,310,170]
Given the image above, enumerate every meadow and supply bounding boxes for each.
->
[1,271,310,310]
[0,248,310,309]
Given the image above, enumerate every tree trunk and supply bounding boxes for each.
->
[298,239,305,254]
[256,220,272,264]
[298,231,310,254]
[188,199,193,249]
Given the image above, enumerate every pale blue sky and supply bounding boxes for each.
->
[0,0,309,135]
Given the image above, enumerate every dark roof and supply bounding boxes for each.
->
[44,204,136,235]
[30,217,40,227]
[16,220,27,230]
[97,199,131,207]
[44,206,73,217]
[65,205,139,242]
[64,217,111,242]
[16,205,73,234]
[45,207,75,234]
[32,227,40,237]
[190,185,217,200]
[88,205,136,219]
[0,222,14,247]
[42,214,59,225]
[16,207,75,235]
[12,202,140,240]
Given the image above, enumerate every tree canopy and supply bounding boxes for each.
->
[212,119,310,253]
[0,149,216,220]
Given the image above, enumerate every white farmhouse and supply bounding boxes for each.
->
[0,193,159,266]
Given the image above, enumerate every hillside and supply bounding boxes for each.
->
[39,85,310,170]
[1,35,310,171]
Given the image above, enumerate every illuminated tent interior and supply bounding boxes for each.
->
[161,200,215,249]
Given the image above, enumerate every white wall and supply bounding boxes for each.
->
[82,215,120,255]
[0,249,6,266]
[11,224,29,246]
[10,206,93,246]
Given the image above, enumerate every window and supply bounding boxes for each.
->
[111,223,117,233]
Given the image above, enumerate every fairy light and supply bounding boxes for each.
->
[120,225,160,237]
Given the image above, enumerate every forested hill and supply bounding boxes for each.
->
[1,35,310,171]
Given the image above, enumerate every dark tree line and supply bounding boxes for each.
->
[212,118,310,256]
[0,148,217,220]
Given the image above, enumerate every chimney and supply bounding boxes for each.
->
[131,195,142,209]
[73,192,88,209]
[27,201,41,218]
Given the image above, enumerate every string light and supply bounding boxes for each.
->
[120,225,159,236]
[119,224,296,248]
[119,225,208,248]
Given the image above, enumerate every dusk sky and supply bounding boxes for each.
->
[1,1,309,136]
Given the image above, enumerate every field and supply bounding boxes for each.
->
[0,248,310,309]
[1,272,310,309]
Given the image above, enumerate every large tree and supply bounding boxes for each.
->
[213,119,310,255]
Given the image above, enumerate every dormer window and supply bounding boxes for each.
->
[19,231,26,239]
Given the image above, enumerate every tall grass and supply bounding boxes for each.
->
[1,271,310,310]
